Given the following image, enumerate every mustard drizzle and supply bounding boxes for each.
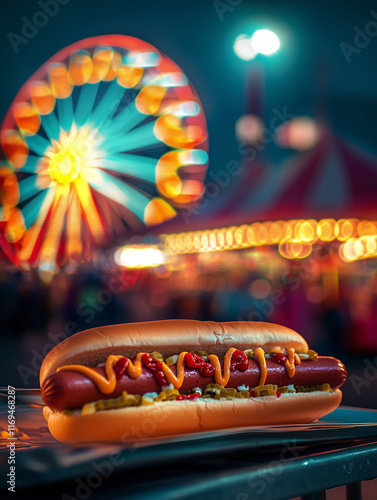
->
[57,347,303,393]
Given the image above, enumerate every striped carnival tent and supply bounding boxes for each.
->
[132,128,377,243]
[232,130,377,224]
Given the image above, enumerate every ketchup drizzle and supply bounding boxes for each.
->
[114,357,129,380]
[114,349,252,387]
[271,353,288,365]
[141,354,168,386]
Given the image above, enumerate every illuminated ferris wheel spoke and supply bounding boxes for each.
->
[18,185,56,262]
[40,112,60,142]
[26,134,52,157]
[18,155,42,173]
[99,99,147,140]
[100,153,157,182]
[75,83,100,127]
[86,169,150,222]
[67,189,82,260]
[89,80,126,130]
[39,187,69,271]
[74,177,105,243]
[18,175,47,204]
[17,226,39,262]
[57,96,74,132]
[105,120,161,153]
[21,188,50,228]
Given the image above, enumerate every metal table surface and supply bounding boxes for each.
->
[1,399,377,500]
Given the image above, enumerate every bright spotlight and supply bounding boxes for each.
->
[114,247,166,268]
[251,29,280,55]
[234,34,257,61]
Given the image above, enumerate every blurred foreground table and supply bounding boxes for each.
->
[1,397,377,500]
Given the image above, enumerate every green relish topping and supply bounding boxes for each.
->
[74,382,332,415]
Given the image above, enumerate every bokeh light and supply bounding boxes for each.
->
[115,213,377,268]
[317,219,337,241]
[235,115,264,144]
[114,246,165,268]
[275,117,319,150]
[233,34,257,61]
[250,29,280,55]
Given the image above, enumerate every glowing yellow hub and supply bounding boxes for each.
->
[48,148,81,184]
[45,126,100,185]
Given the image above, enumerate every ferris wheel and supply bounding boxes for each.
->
[0,35,208,271]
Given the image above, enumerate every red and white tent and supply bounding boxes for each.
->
[145,128,377,236]
[242,131,377,223]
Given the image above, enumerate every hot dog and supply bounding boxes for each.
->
[42,357,346,411]
[40,320,347,443]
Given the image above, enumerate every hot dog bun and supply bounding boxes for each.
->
[40,320,308,384]
[43,389,342,444]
